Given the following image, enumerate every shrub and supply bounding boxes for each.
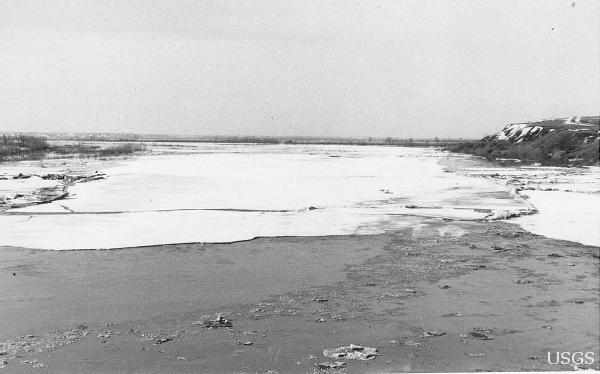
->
[0,135,144,162]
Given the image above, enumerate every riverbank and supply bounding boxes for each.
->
[1,220,598,373]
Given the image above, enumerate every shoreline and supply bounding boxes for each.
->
[1,221,598,372]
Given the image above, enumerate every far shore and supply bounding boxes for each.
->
[1,220,598,373]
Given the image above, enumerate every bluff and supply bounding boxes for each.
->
[449,116,599,166]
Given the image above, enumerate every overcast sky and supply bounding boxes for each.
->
[1,0,598,138]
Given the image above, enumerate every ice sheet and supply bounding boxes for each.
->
[514,191,600,247]
[1,144,595,249]
[7,148,519,213]
[459,164,600,246]
[0,176,58,198]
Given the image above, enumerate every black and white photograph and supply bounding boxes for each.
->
[1,1,599,373]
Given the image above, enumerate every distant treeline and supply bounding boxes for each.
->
[11,132,468,147]
[0,134,144,162]
[169,136,466,147]
[447,130,599,166]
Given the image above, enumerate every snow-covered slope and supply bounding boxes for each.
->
[489,116,599,143]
